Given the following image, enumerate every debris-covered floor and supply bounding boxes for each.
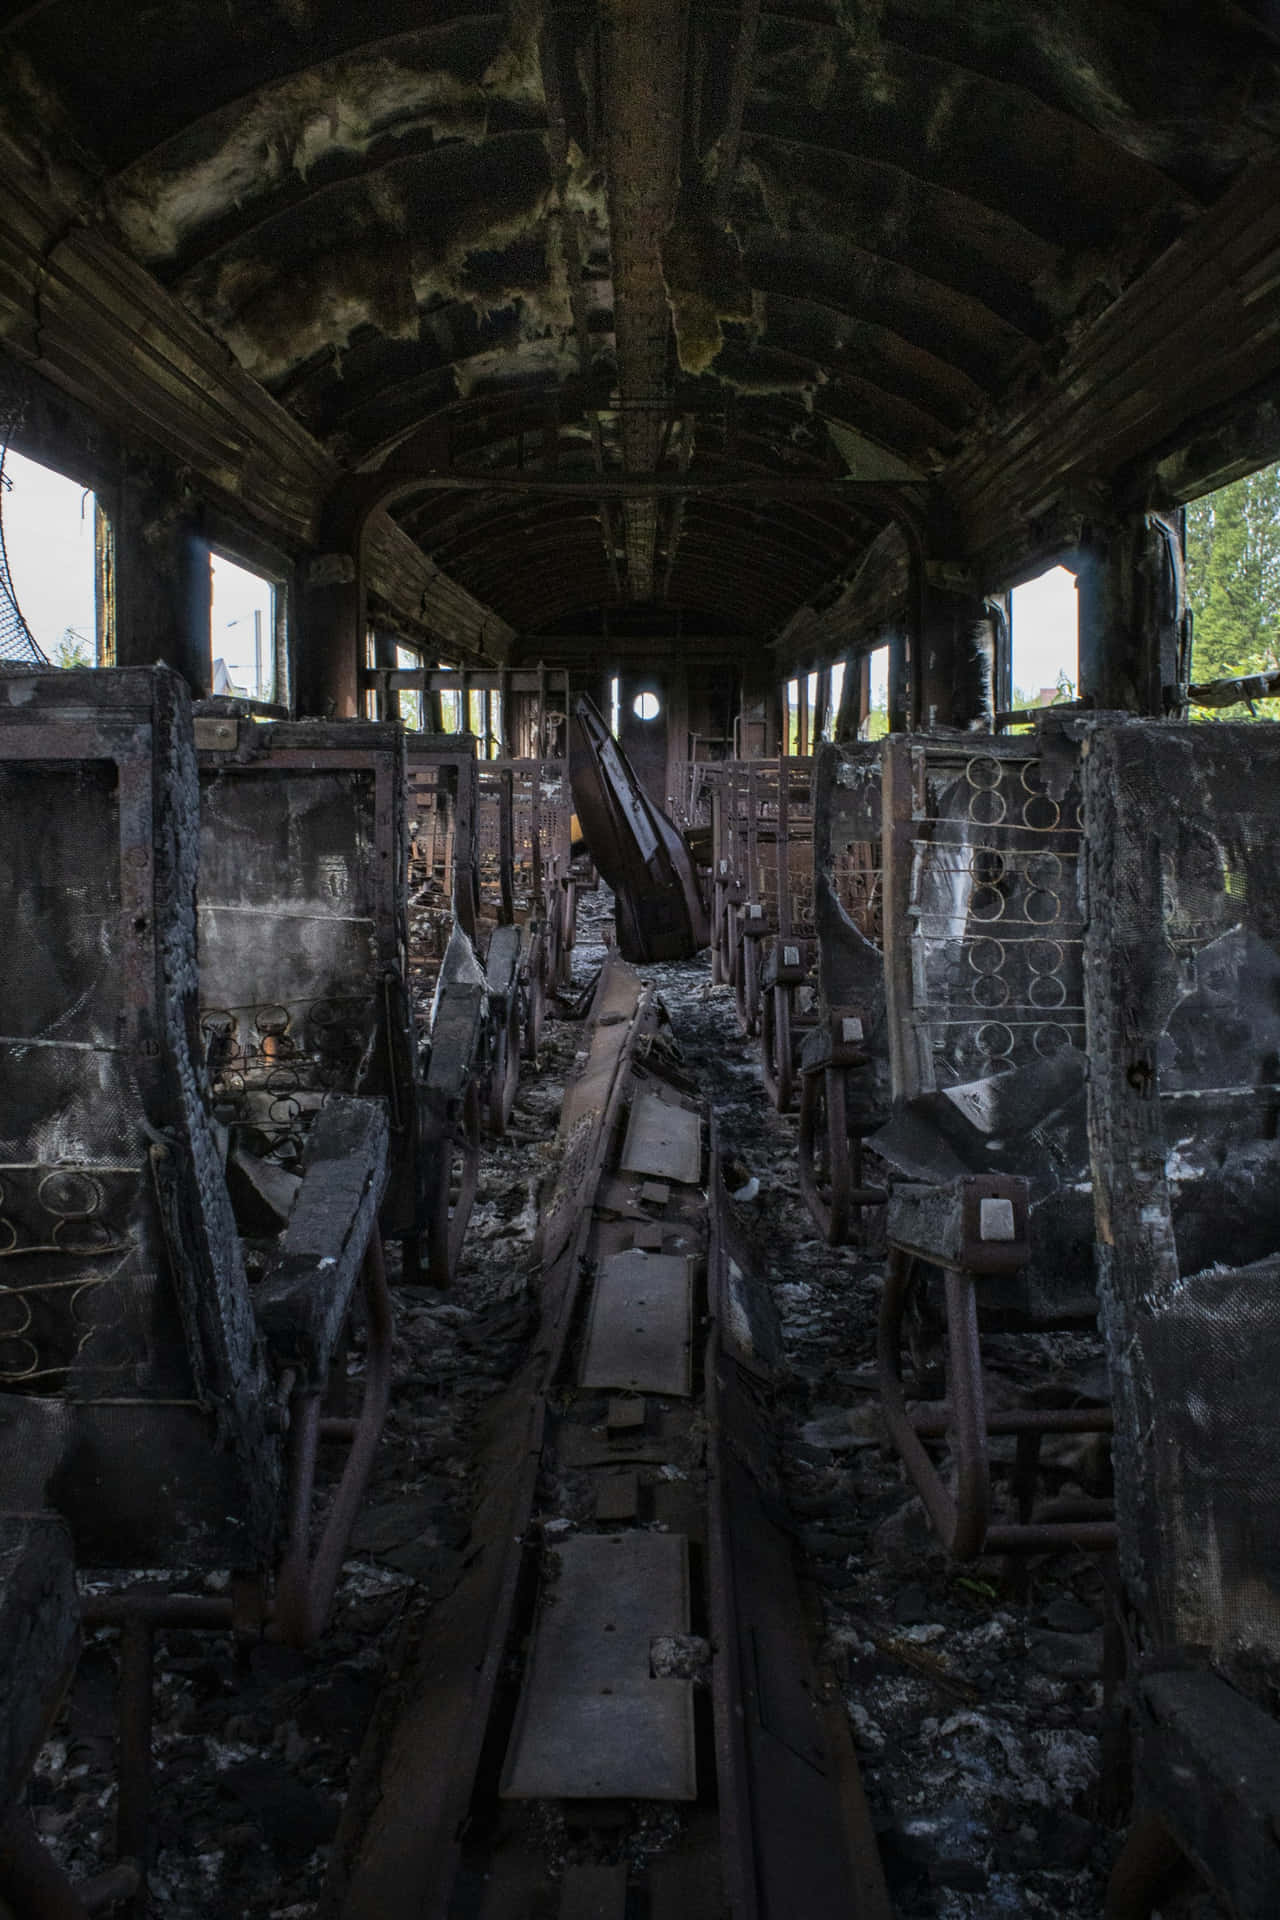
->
[32,1006,581,1914]
[643,944,1121,1919]
[33,891,1166,1915]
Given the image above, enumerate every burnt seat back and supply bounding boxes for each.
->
[876,723,1093,1307]
[193,709,420,1238]
[809,741,885,1064]
[0,669,279,1569]
[1085,723,1280,1695]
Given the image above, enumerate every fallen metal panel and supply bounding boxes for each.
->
[621,1090,701,1185]
[581,1250,692,1396]
[501,1533,696,1801]
[557,1864,627,1920]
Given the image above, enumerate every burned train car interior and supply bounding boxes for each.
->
[5,4,1280,1916]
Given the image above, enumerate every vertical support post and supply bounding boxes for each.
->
[298,550,363,717]
[918,579,995,730]
[113,470,211,694]
[371,629,398,721]
[1077,513,1185,715]
[499,669,512,757]
[777,745,791,942]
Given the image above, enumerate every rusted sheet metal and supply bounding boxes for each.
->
[569,696,709,963]
[580,1249,693,1397]
[620,1089,702,1185]
[500,1532,696,1801]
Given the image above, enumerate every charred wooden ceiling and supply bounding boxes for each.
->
[3,0,1280,672]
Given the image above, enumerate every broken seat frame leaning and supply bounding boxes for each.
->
[0,667,393,1907]
[873,725,1115,1559]
[796,739,889,1242]
[1084,725,1280,1920]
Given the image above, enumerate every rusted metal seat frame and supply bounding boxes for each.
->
[0,670,394,1909]
[712,755,817,1044]
[706,762,759,986]
[1083,724,1280,1920]
[405,731,480,943]
[797,741,888,1243]
[405,733,524,1141]
[874,727,1114,1560]
[474,757,571,1055]
[756,752,817,1108]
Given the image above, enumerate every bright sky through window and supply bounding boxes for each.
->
[210,553,274,701]
[2,448,96,661]
[1011,565,1078,701]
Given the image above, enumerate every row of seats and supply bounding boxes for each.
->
[0,666,579,1914]
[717,714,1280,1917]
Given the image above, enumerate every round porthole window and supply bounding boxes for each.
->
[632,691,661,721]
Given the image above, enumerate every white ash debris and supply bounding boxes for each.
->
[649,1634,712,1683]
[638,936,1117,1917]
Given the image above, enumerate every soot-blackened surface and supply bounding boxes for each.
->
[27,889,1228,1915]
[29,1010,580,1914]
[639,931,1122,1918]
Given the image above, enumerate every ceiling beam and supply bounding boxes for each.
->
[600,0,689,598]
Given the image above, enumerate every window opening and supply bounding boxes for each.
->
[859,649,889,740]
[397,645,423,730]
[211,552,275,703]
[438,665,462,734]
[1009,565,1078,724]
[609,675,621,738]
[826,661,846,740]
[2,447,98,667]
[784,677,799,754]
[1187,462,1280,719]
[632,689,660,721]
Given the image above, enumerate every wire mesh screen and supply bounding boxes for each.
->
[897,742,1085,1094]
